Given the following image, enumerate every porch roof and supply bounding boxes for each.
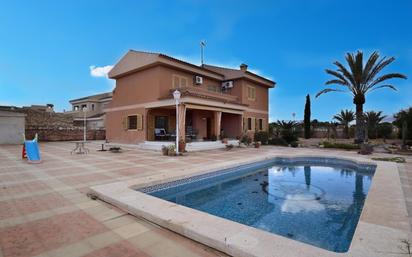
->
[145,96,247,114]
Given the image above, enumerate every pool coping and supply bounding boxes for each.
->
[90,153,410,257]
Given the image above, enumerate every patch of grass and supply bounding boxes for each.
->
[321,141,360,150]
[371,157,406,163]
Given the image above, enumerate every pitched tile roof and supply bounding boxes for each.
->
[69,92,113,103]
[108,50,275,87]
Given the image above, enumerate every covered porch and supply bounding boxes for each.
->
[146,104,243,142]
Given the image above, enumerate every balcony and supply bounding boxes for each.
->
[167,87,240,105]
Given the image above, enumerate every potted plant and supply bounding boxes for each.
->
[225,144,234,150]
[178,139,186,153]
[161,145,168,156]
[254,141,261,148]
[167,145,176,156]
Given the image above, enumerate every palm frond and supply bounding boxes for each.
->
[333,109,355,124]
[325,69,350,86]
[354,51,363,84]
[366,56,395,83]
[315,88,345,98]
[333,61,356,89]
[325,79,348,86]
[362,51,380,82]
[369,84,398,92]
[367,73,407,90]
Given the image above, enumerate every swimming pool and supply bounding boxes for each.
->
[140,157,376,252]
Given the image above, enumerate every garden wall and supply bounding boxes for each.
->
[25,127,105,141]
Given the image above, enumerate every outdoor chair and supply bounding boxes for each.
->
[155,128,169,141]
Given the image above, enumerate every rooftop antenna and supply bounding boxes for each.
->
[200,40,206,66]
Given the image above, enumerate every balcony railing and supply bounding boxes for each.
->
[169,87,240,104]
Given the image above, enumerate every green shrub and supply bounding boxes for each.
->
[240,134,252,146]
[268,137,288,146]
[290,141,299,148]
[377,122,393,139]
[321,141,360,150]
[394,107,412,140]
[254,131,269,145]
[282,131,298,144]
[275,120,300,144]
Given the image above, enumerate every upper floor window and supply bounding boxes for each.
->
[91,104,95,111]
[207,85,223,93]
[172,75,188,89]
[247,86,256,101]
[74,106,79,111]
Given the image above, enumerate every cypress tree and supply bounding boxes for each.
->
[304,94,311,139]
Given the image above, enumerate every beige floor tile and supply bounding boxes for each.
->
[103,214,137,229]
[38,241,94,257]
[113,222,150,239]
[76,199,102,210]
[128,230,201,257]
[86,231,123,248]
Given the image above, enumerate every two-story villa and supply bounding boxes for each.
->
[106,50,275,144]
[69,92,112,129]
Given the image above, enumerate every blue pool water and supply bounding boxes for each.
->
[140,158,375,252]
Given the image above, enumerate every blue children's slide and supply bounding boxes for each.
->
[24,135,41,163]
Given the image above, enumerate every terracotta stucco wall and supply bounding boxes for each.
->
[221,113,242,138]
[240,80,269,111]
[190,109,214,140]
[157,66,223,99]
[110,67,161,108]
[106,67,163,143]
[106,108,146,144]
[243,111,269,133]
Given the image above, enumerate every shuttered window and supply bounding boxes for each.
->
[247,86,256,101]
[124,114,143,130]
[172,75,188,89]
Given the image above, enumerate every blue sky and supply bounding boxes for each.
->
[0,0,411,121]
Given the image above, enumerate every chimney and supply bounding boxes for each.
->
[240,63,248,72]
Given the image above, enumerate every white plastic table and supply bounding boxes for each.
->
[71,141,90,154]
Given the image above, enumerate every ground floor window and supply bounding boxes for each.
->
[258,118,263,130]
[126,114,143,130]
[247,117,252,130]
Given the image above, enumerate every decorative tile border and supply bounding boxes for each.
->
[138,157,376,195]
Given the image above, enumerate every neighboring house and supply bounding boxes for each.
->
[68,92,112,129]
[0,109,26,144]
[106,50,275,144]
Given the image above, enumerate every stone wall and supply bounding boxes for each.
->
[25,127,105,141]
[22,108,74,127]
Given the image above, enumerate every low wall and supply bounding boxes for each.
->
[25,127,105,141]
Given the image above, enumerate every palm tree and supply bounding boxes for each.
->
[365,111,386,139]
[275,120,299,143]
[333,109,355,139]
[316,51,407,143]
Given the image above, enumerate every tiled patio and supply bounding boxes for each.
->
[0,141,411,257]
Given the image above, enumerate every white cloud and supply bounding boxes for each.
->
[280,196,325,214]
[89,65,113,78]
